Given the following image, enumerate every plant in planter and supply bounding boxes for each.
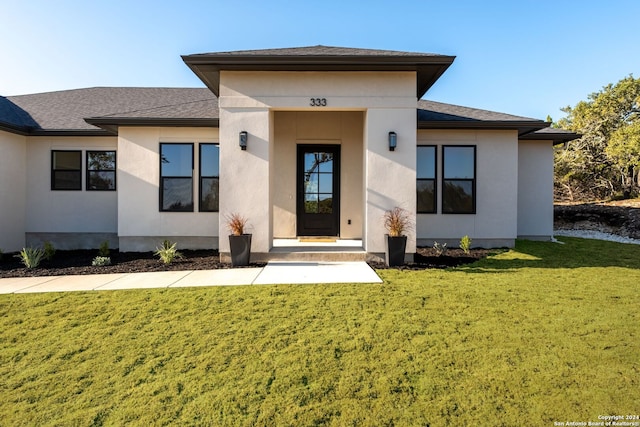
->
[383,207,412,267]
[226,213,252,267]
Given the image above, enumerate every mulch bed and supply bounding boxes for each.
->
[369,247,494,270]
[0,247,494,278]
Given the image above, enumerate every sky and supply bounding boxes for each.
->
[1,0,639,121]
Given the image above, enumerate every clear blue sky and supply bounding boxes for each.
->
[2,0,639,121]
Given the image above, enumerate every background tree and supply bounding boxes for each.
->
[554,75,640,201]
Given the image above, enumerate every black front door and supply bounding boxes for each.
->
[297,145,340,236]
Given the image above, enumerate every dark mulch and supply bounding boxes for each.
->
[0,250,264,279]
[1,247,494,278]
[368,247,495,270]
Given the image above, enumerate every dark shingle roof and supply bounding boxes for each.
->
[418,99,550,136]
[1,87,574,142]
[417,100,579,142]
[3,87,217,135]
[182,45,455,98]
[418,100,539,122]
[187,45,450,58]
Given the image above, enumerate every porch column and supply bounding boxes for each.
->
[218,107,272,258]
[363,108,417,257]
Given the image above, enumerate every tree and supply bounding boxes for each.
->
[555,75,640,201]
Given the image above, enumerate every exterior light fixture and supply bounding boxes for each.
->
[239,131,248,150]
[388,131,397,151]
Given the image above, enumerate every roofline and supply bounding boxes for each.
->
[182,53,455,98]
[85,117,220,133]
[0,122,30,135]
[0,122,114,137]
[519,130,581,145]
[418,120,550,136]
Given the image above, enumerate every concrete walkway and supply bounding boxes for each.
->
[0,261,382,294]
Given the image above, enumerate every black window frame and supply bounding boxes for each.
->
[159,143,194,212]
[442,145,476,214]
[51,150,82,191]
[86,150,117,191]
[417,145,437,214]
[199,143,220,212]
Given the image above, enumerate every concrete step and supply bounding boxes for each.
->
[265,250,369,262]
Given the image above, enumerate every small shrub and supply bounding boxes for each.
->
[154,240,184,264]
[225,213,249,236]
[460,235,472,254]
[0,248,3,261]
[98,241,110,257]
[92,256,111,266]
[16,247,45,269]
[43,241,56,261]
[383,207,412,237]
[433,241,448,257]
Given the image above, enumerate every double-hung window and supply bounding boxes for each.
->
[160,143,194,212]
[417,146,437,213]
[442,145,476,214]
[199,144,219,212]
[86,151,116,190]
[51,150,82,190]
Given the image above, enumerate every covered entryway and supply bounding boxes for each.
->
[296,144,340,236]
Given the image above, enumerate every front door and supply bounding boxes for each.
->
[297,145,340,236]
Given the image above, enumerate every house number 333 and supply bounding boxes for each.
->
[310,98,327,106]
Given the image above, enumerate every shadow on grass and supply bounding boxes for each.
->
[461,237,640,272]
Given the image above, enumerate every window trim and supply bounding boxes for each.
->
[86,150,117,191]
[199,143,220,212]
[442,145,476,214]
[417,145,437,214]
[51,150,82,191]
[159,143,194,212]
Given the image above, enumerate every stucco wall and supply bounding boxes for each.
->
[219,70,418,256]
[416,129,519,247]
[517,140,554,239]
[24,136,118,249]
[364,108,417,255]
[117,127,219,251]
[272,111,364,239]
[0,130,27,252]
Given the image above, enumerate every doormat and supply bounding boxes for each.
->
[299,237,337,243]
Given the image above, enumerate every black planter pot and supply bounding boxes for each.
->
[385,235,407,267]
[229,234,252,267]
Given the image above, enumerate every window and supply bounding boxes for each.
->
[199,144,219,212]
[87,151,116,190]
[417,146,436,213]
[160,143,194,212]
[51,150,82,190]
[442,146,476,214]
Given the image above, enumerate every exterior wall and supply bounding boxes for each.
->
[364,108,417,257]
[272,111,364,239]
[117,127,219,252]
[24,136,118,249]
[219,70,418,258]
[0,130,27,252]
[416,129,519,248]
[517,140,554,240]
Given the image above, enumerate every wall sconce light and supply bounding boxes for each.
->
[388,131,397,151]
[239,131,248,150]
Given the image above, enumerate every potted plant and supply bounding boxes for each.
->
[383,207,411,267]
[226,213,251,267]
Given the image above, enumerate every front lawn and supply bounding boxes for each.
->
[1,238,638,426]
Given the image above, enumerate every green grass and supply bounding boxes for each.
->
[1,238,638,426]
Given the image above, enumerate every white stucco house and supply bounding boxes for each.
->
[0,46,577,261]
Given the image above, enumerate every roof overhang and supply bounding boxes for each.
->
[85,117,220,134]
[182,50,455,98]
[418,120,551,137]
[519,129,581,145]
